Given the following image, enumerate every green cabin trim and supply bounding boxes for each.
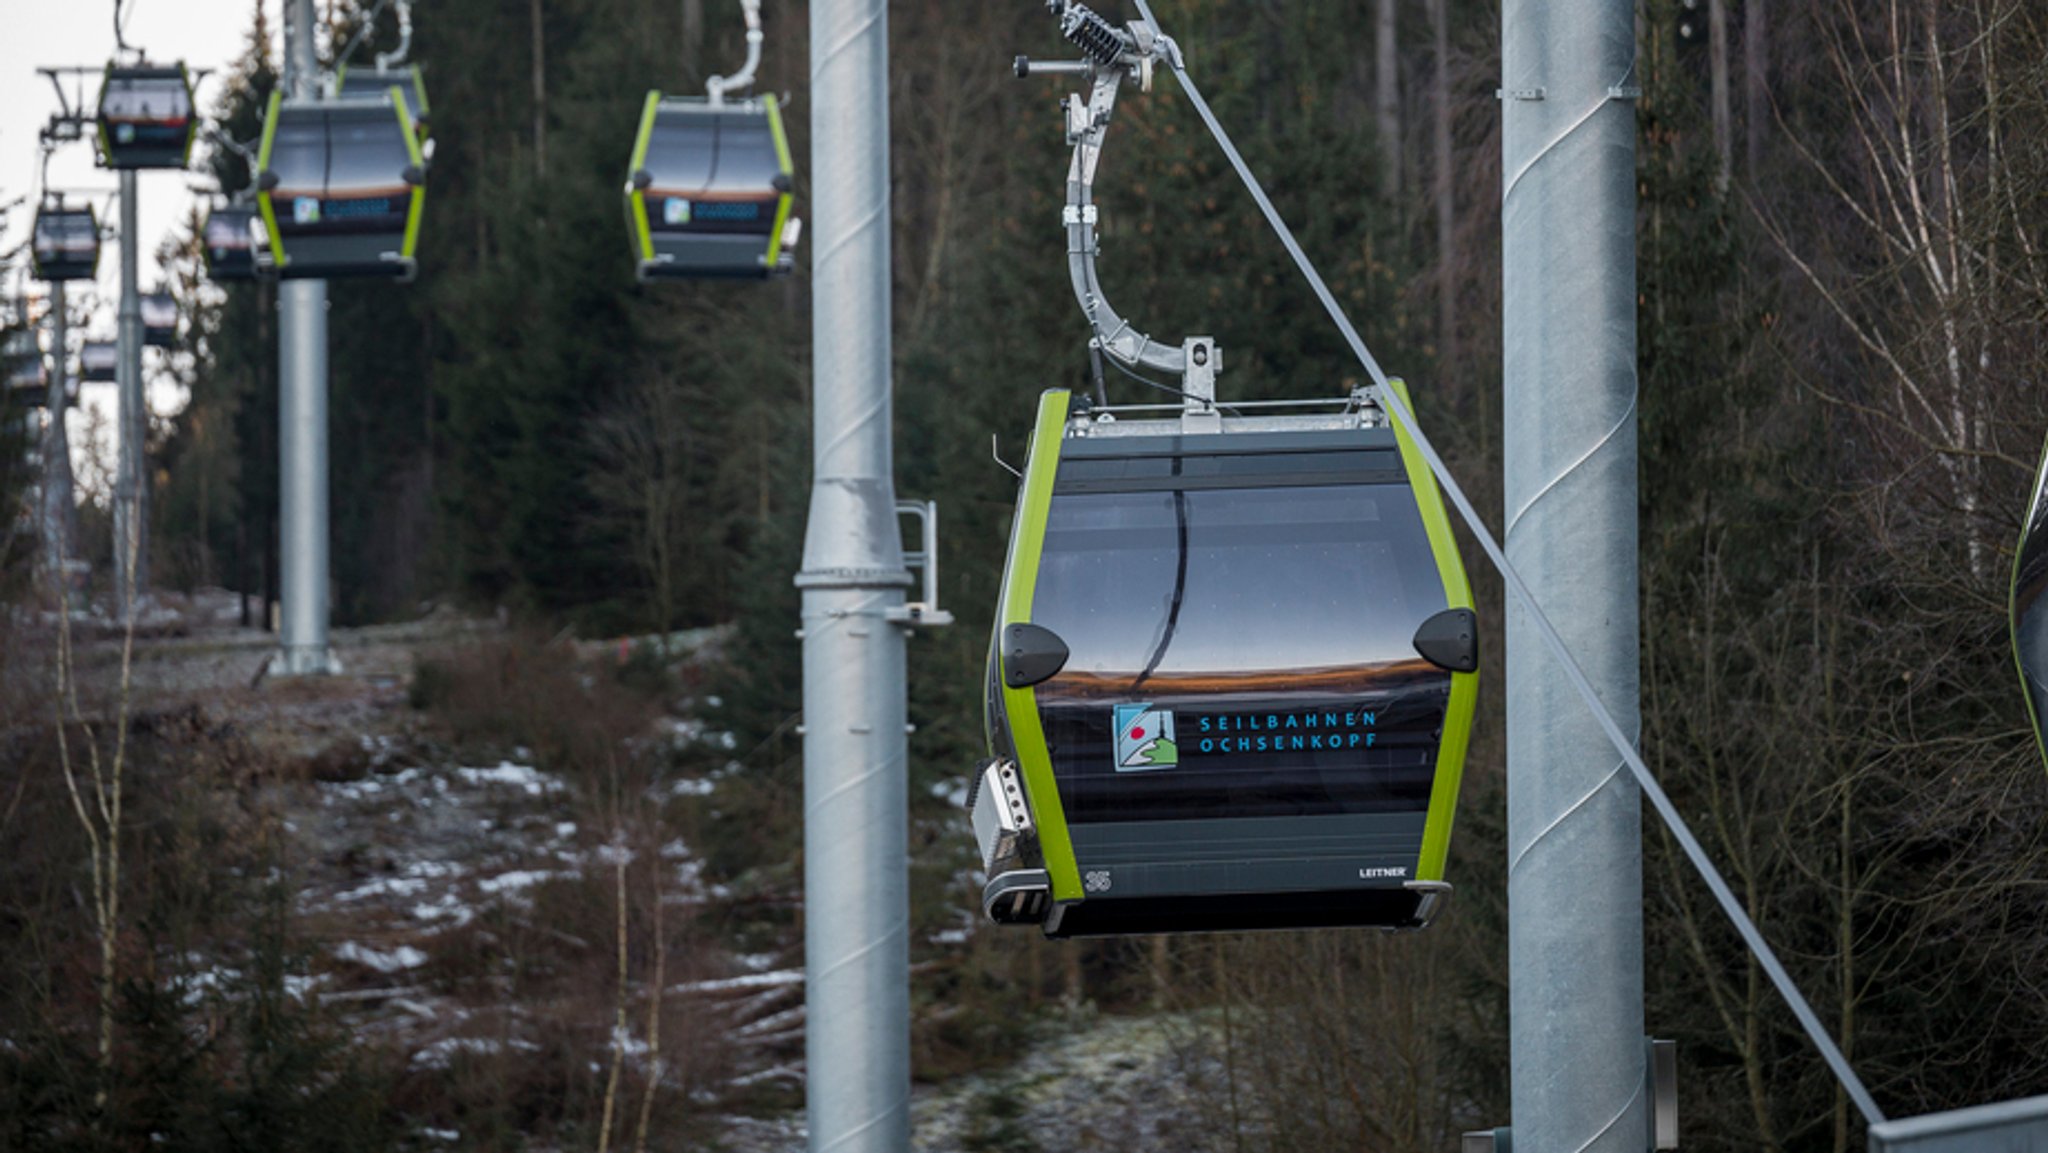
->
[93,69,112,166]
[1001,389,1084,902]
[254,90,288,268]
[393,89,427,261]
[627,90,662,265]
[1386,378,1478,882]
[762,95,794,270]
[179,64,198,166]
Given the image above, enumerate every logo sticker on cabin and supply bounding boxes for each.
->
[663,198,692,226]
[292,197,321,224]
[1113,703,1178,771]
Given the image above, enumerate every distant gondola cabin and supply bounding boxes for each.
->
[80,341,117,383]
[31,206,100,283]
[256,89,426,280]
[96,64,197,169]
[141,293,177,347]
[4,332,47,401]
[203,205,260,281]
[625,92,796,280]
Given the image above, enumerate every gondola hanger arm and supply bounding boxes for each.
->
[1021,4,1198,389]
[706,0,764,106]
[375,0,414,71]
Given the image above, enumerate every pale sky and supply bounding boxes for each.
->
[4,0,283,490]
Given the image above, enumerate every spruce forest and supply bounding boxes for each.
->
[3,0,2048,1150]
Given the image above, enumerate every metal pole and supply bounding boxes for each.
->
[797,0,911,1148]
[1502,0,1644,1149]
[42,281,74,582]
[273,0,336,676]
[115,169,147,616]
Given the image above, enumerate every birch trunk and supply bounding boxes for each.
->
[1709,0,1733,188]
[683,0,704,82]
[1429,0,1454,366]
[1374,0,1401,198]
[530,0,547,175]
[1744,0,1767,176]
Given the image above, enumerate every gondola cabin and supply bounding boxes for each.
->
[142,293,176,347]
[80,341,117,384]
[31,206,101,283]
[4,332,47,402]
[972,384,1479,937]
[255,89,426,280]
[335,64,429,139]
[96,64,197,169]
[203,205,260,281]
[625,92,796,280]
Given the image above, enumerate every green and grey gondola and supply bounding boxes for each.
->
[202,205,259,281]
[96,64,196,170]
[31,206,100,283]
[142,293,176,347]
[255,88,426,280]
[80,341,118,384]
[624,92,796,281]
[4,332,47,403]
[974,386,1480,937]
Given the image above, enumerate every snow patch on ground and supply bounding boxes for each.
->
[931,776,971,810]
[670,969,804,995]
[333,942,430,973]
[410,1035,540,1069]
[455,762,562,796]
[478,869,567,896]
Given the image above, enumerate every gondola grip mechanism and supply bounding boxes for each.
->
[705,0,765,105]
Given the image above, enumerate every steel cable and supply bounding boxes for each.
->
[1121,0,1885,1126]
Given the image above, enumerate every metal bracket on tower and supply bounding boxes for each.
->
[886,500,954,628]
